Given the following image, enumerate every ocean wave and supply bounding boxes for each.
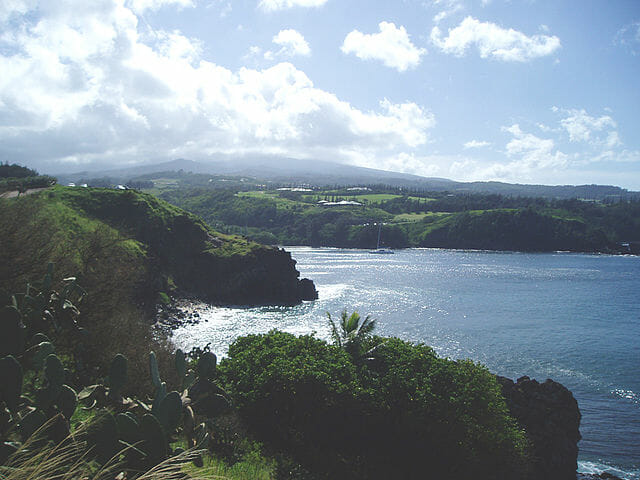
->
[579,460,639,480]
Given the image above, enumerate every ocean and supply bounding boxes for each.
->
[171,247,640,479]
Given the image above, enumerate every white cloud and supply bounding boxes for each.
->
[433,4,463,24]
[431,16,561,62]
[0,0,434,171]
[271,29,311,57]
[371,152,441,177]
[0,0,36,22]
[463,140,490,149]
[557,108,619,145]
[503,124,567,169]
[126,0,194,14]
[258,0,327,12]
[341,22,426,72]
[606,131,622,148]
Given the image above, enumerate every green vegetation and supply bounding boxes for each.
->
[1,179,585,480]
[1,185,314,307]
[0,269,278,479]
[219,329,529,480]
[158,183,640,253]
[0,162,56,195]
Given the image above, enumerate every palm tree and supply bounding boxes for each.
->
[327,309,376,359]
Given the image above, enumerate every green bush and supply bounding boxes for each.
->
[219,331,529,480]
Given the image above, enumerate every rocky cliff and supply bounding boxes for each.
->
[497,375,581,480]
[44,187,318,306]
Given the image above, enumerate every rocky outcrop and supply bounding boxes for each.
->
[577,473,623,480]
[184,245,318,306]
[59,187,318,306]
[497,375,581,480]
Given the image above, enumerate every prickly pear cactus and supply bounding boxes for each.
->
[156,391,182,435]
[0,306,26,357]
[197,352,217,379]
[175,349,187,390]
[108,353,128,396]
[86,412,120,465]
[149,351,161,389]
[115,412,140,445]
[140,413,167,465]
[0,356,23,413]
[57,385,77,419]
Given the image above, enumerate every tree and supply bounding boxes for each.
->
[327,309,376,359]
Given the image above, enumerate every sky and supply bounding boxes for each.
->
[1,0,640,188]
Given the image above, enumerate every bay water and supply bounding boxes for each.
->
[171,247,640,479]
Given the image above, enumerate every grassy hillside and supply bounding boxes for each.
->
[156,185,639,253]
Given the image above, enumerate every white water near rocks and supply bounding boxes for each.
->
[171,247,640,479]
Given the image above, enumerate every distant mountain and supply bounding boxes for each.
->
[54,156,638,200]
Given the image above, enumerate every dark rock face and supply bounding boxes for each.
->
[186,247,318,306]
[497,375,581,480]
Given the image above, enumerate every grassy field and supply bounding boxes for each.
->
[392,213,429,222]
[302,193,402,203]
[236,190,305,209]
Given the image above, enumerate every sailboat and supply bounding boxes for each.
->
[370,223,394,254]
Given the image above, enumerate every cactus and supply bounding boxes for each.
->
[197,352,217,379]
[43,354,65,393]
[108,353,128,397]
[140,413,167,465]
[0,356,23,413]
[18,409,46,442]
[86,412,120,465]
[188,352,230,418]
[30,333,51,345]
[175,349,187,390]
[149,351,161,389]
[152,381,167,416]
[57,385,77,419]
[34,354,77,421]
[0,306,26,357]
[28,341,55,370]
[156,391,182,435]
[115,412,140,445]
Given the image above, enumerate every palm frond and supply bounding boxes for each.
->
[326,311,342,347]
[357,315,376,337]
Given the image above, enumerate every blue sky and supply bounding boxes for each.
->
[1,0,639,188]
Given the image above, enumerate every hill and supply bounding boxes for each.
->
[154,186,640,254]
[0,186,317,307]
[53,157,639,201]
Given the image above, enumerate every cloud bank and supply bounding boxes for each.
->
[0,0,434,171]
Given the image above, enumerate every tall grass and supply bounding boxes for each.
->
[0,415,274,480]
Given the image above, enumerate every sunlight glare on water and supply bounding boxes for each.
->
[171,247,640,479]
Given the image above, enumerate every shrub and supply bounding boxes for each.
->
[219,331,529,480]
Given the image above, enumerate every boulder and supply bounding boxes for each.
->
[497,375,581,480]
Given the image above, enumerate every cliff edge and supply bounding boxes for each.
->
[8,186,318,306]
[498,375,582,480]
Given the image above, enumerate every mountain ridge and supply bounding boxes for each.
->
[53,157,638,201]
